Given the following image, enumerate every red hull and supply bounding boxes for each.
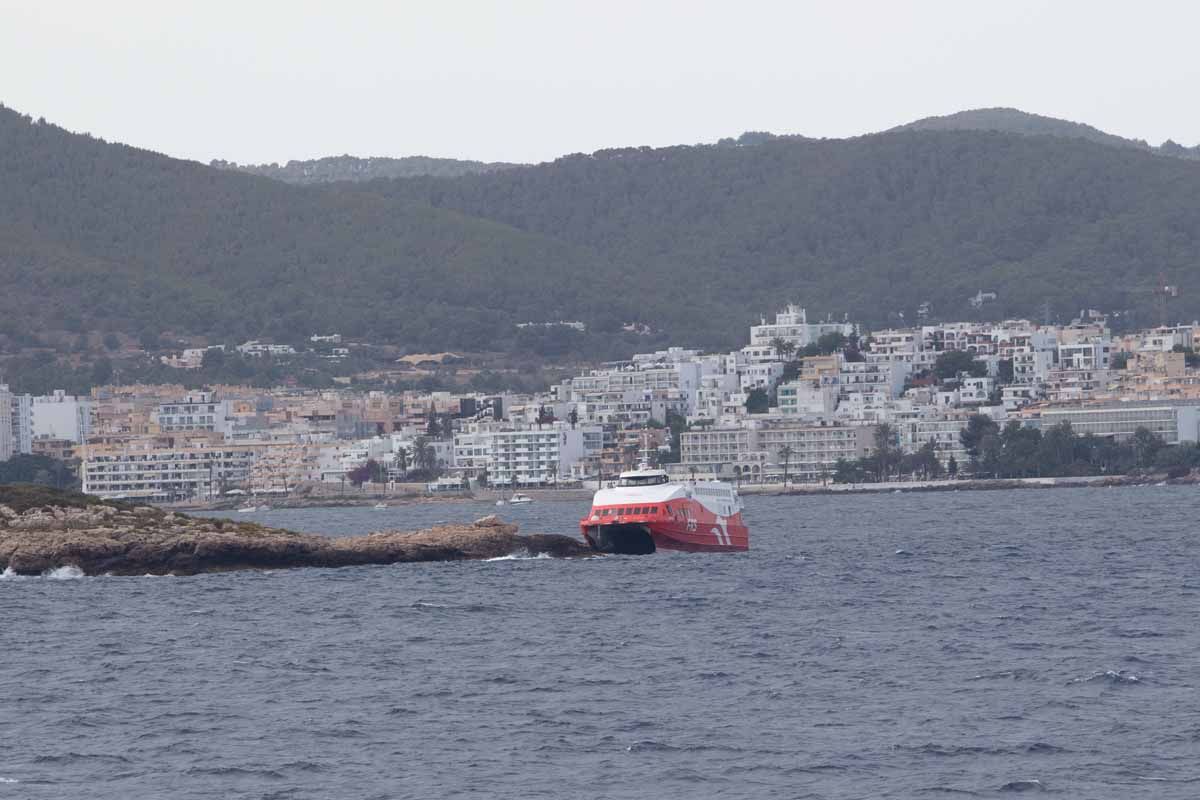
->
[580,505,749,554]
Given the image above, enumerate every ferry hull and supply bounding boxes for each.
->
[581,517,749,554]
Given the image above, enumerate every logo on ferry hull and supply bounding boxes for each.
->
[711,516,730,546]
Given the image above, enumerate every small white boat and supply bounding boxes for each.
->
[373,502,388,510]
[236,505,257,513]
[495,499,506,507]
[256,504,271,512]
[508,492,534,505]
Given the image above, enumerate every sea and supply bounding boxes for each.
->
[4,486,1200,799]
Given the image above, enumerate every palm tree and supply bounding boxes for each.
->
[769,336,796,361]
[395,446,410,476]
[777,444,795,484]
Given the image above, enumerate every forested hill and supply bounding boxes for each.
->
[4,102,1200,364]
[0,106,626,353]
[369,128,1200,330]
[892,108,1200,160]
[211,154,522,183]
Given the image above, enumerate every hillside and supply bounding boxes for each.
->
[211,154,521,183]
[370,129,1200,332]
[4,103,1200,375]
[0,106,634,356]
[893,107,1200,160]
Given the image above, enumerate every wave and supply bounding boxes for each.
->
[0,777,18,784]
[1069,669,1141,685]
[486,551,553,561]
[1,565,86,580]
[998,779,1044,792]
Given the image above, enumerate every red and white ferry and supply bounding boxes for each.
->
[579,468,749,554]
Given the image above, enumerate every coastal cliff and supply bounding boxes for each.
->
[0,485,593,576]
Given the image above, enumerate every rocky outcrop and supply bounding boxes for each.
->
[0,493,594,576]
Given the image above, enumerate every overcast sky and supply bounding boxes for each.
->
[3,1,1198,165]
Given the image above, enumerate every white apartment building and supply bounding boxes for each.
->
[155,391,233,436]
[739,361,785,393]
[237,341,297,357]
[79,439,259,502]
[0,386,13,461]
[1039,403,1200,444]
[569,360,699,424]
[1012,349,1055,386]
[899,415,971,469]
[1058,338,1112,371]
[838,361,906,401]
[1137,326,1194,353]
[484,424,599,487]
[692,372,740,421]
[680,421,874,483]
[776,380,839,416]
[749,304,857,349]
[1002,384,1044,412]
[10,391,32,455]
[32,390,93,444]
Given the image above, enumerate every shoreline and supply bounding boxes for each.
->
[165,472,1197,512]
[742,472,1198,496]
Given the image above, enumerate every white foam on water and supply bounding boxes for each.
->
[485,552,553,561]
[0,567,23,581]
[0,777,19,783]
[42,565,85,580]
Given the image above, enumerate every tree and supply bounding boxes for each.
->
[745,388,770,414]
[394,446,410,475]
[90,357,113,386]
[1130,426,1165,469]
[347,460,377,487]
[412,436,440,477]
[816,332,846,355]
[769,336,796,361]
[959,414,1000,461]
[567,407,579,429]
[979,433,1004,478]
[777,444,795,484]
[935,350,987,381]
[914,439,943,479]
[832,458,864,484]
[537,405,555,427]
[947,455,958,476]
[872,423,898,481]
[202,347,226,370]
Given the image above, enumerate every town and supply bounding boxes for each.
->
[2,303,1199,504]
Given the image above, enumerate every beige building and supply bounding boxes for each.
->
[681,421,874,483]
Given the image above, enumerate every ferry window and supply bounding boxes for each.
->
[618,473,669,487]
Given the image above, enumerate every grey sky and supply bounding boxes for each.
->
[3,1,1198,165]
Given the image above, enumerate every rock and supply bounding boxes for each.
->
[0,493,597,576]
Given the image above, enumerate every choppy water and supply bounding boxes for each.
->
[5,487,1200,798]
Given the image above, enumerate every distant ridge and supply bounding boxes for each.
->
[5,101,1200,365]
[891,107,1200,160]
[211,154,523,184]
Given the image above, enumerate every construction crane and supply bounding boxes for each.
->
[1153,271,1180,327]
[1129,271,1180,327]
